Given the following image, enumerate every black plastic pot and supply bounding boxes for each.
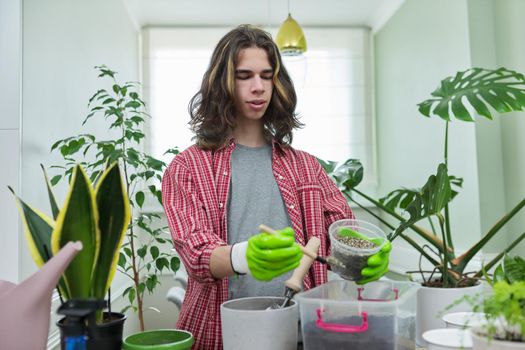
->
[57,312,126,350]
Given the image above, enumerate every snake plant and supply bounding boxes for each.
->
[10,162,130,323]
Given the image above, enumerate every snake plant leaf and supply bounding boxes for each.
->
[40,164,60,220]
[391,163,452,240]
[51,165,100,298]
[9,186,54,268]
[91,162,131,299]
[418,67,525,121]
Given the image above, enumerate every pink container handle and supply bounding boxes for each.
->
[357,287,399,301]
[315,309,368,333]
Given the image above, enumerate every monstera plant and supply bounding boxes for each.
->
[10,162,130,324]
[321,67,525,288]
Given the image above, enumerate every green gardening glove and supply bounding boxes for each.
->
[246,227,303,281]
[338,227,392,284]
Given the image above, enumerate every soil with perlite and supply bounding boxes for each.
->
[331,236,377,281]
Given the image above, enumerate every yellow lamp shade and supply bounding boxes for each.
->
[275,14,307,56]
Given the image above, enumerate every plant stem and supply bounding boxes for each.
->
[452,198,525,273]
[118,93,145,332]
[444,121,449,167]
[443,121,454,250]
[427,217,437,235]
[399,233,441,268]
[438,215,449,287]
[473,232,525,278]
[352,188,451,253]
[347,195,396,231]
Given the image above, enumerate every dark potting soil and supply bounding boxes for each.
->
[331,236,378,281]
[331,248,369,281]
[302,314,412,350]
[423,277,479,288]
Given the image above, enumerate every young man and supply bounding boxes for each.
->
[162,25,390,349]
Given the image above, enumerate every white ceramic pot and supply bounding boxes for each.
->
[423,328,472,350]
[470,327,525,350]
[417,282,483,346]
[443,312,487,329]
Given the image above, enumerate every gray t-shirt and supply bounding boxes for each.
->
[227,143,293,299]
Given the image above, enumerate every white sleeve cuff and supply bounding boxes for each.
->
[230,241,250,275]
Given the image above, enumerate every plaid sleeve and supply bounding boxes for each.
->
[162,157,227,284]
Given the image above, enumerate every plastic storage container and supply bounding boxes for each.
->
[328,219,387,281]
[296,280,419,350]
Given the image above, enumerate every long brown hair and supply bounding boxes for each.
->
[188,25,302,150]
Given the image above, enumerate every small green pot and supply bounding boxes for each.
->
[123,329,194,350]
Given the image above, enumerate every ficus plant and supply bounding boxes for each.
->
[48,65,180,331]
[320,67,525,288]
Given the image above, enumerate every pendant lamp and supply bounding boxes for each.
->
[275,1,307,56]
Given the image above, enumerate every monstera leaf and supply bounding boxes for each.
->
[391,163,452,240]
[418,67,525,121]
[318,158,363,193]
[380,175,463,213]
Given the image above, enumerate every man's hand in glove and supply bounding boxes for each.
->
[338,227,392,284]
[230,227,303,281]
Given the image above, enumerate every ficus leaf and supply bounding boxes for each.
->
[135,191,145,208]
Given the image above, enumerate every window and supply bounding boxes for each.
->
[143,27,376,186]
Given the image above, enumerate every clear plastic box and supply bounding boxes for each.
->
[328,219,387,281]
[296,280,420,350]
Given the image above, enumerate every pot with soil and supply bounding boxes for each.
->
[328,219,387,281]
[56,306,126,350]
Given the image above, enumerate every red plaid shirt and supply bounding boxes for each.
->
[162,139,353,350]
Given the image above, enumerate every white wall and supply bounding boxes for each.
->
[21,0,139,275]
[0,0,22,283]
[467,0,508,252]
[374,0,480,254]
[493,0,525,257]
[374,0,525,272]
[18,0,140,347]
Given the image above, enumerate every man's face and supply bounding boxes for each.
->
[233,47,274,123]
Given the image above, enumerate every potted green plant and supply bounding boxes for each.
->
[49,65,181,331]
[469,255,525,349]
[11,162,130,349]
[320,67,525,343]
[441,254,525,349]
[470,280,525,349]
